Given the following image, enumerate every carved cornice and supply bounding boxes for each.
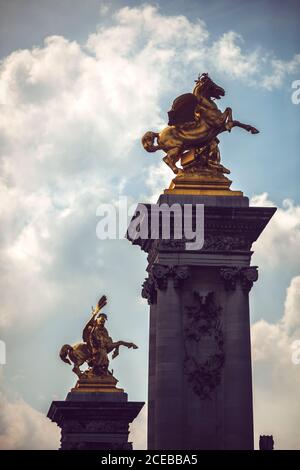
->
[220,266,258,292]
[142,264,190,304]
[127,204,277,256]
[183,292,224,400]
[203,233,251,251]
[149,233,252,254]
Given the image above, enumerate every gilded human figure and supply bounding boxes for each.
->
[60,295,138,378]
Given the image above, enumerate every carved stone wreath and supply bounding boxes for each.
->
[183,291,225,400]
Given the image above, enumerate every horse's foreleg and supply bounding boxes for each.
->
[116,341,138,349]
[112,345,120,360]
[224,107,233,122]
[110,341,138,360]
[222,107,234,132]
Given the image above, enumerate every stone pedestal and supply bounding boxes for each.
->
[47,377,144,450]
[127,194,276,450]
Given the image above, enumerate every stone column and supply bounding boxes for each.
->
[128,194,276,450]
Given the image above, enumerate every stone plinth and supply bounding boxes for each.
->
[127,194,276,450]
[47,384,144,450]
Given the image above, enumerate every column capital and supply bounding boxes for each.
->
[142,264,190,304]
[220,266,258,292]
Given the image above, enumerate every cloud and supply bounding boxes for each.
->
[252,275,300,449]
[144,162,171,203]
[262,54,300,90]
[211,31,260,80]
[0,388,146,450]
[0,3,299,450]
[210,32,300,89]
[283,276,300,334]
[129,402,147,450]
[0,392,60,449]
[251,193,300,269]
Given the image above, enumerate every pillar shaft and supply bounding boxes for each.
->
[129,194,276,450]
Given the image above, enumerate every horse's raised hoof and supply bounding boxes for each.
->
[250,127,259,134]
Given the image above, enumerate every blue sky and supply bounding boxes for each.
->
[0,0,300,449]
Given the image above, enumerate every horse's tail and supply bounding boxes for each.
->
[59,344,72,365]
[141,131,161,152]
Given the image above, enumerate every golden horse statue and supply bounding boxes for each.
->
[142,73,259,175]
[60,295,138,378]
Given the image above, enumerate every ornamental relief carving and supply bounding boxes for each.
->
[183,291,225,400]
[147,233,251,256]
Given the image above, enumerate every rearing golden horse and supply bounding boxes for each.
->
[142,73,259,174]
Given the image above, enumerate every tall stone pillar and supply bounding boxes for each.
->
[128,194,276,450]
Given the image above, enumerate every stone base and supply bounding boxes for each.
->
[47,391,144,450]
[165,148,243,196]
[71,371,124,394]
[165,170,243,196]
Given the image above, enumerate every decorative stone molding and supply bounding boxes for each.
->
[142,276,157,305]
[183,291,225,400]
[147,234,251,260]
[220,266,258,292]
[203,234,251,251]
[62,419,127,433]
[142,264,190,304]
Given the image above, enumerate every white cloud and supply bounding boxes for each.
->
[0,392,60,449]
[144,162,171,203]
[0,5,218,330]
[262,54,300,90]
[0,3,299,450]
[283,276,300,334]
[211,31,260,80]
[252,275,300,449]
[129,402,147,450]
[251,193,300,269]
[99,1,111,17]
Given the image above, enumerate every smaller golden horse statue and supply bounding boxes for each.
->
[60,295,138,378]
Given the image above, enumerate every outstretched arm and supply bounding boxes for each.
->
[82,310,97,343]
[82,295,107,342]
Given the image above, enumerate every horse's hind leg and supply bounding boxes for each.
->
[72,365,82,378]
[163,147,183,174]
[72,358,86,378]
